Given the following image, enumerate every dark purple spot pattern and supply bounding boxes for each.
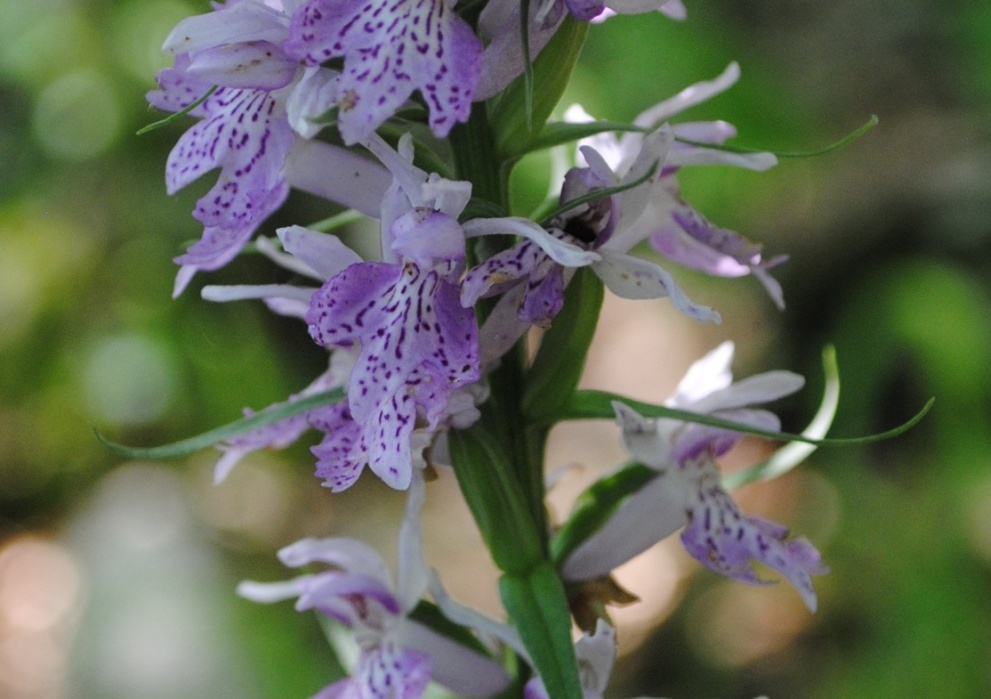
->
[148,57,293,278]
[284,0,482,143]
[305,255,478,491]
[679,467,826,612]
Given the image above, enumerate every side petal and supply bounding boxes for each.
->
[680,481,826,611]
[278,225,364,281]
[592,249,721,324]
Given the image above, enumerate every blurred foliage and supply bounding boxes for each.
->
[0,0,989,697]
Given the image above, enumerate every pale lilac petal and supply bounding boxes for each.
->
[397,622,511,698]
[265,296,311,317]
[462,218,599,267]
[311,678,357,699]
[296,572,402,620]
[524,678,549,699]
[256,235,325,278]
[422,175,473,220]
[213,409,309,483]
[671,120,737,145]
[667,144,777,171]
[691,371,805,414]
[365,391,418,490]
[165,87,291,200]
[186,41,298,89]
[667,341,734,408]
[576,620,616,698]
[612,401,675,467]
[391,210,465,269]
[633,62,741,129]
[606,0,681,14]
[366,133,427,210]
[610,129,675,247]
[162,2,290,55]
[476,285,531,367]
[236,575,313,603]
[396,472,428,611]
[592,248,721,324]
[147,58,213,114]
[278,536,392,580]
[285,139,392,217]
[286,66,341,137]
[174,178,288,276]
[658,0,687,19]
[284,0,482,143]
[201,283,315,304]
[561,473,686,581]
[278,225,364,280]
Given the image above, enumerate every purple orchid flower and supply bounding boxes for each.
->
[282,0,482,144]
[565,63,788,308]
[238,475,511,699]
[460,129,720,344]
[298,135,479,491]
[561,342,828,612]
[149,0,390,295]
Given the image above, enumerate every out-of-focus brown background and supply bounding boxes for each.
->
[1,0,989,697]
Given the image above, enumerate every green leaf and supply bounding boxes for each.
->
[519,120,647,156]
[522,267,604,421]
[555,388,933,447]
[448,424,544,575]
[137,85,218,136]
[677,114,879,159]
[722,346,841,490]
[500,563,584,699]
[93,388,345,459]
[550,463,658,567]
[491,17,589,157]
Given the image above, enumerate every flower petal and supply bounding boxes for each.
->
[592,248,721,324]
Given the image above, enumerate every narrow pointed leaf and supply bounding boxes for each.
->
[556,389,932,447]
[94,388,345,459]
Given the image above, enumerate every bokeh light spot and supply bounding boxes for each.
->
[33,70,122,161]
[83,334,178,427]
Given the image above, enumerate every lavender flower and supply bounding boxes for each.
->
[239,475,511,699]
[561,342,828,612]
[149,0,395,294]
[283,0,482,144]
[461,130,720,331]
[566,62,788,308]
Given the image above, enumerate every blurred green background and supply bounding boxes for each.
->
[1,0,990,697]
